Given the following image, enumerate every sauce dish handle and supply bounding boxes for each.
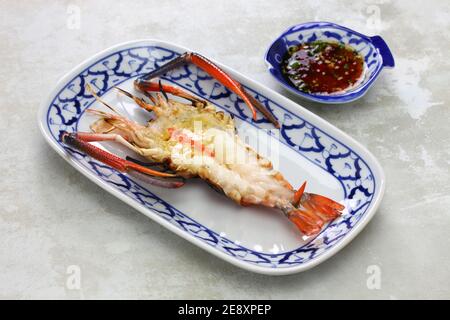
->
[370,35,395,68]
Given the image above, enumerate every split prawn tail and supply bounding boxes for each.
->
[286,182,345,236]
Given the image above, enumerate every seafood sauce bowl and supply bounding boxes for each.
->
[264,21,395,104]
[39,40,385,275]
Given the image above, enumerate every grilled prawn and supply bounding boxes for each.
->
[61,52,344,235]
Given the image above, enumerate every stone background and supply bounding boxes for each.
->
[0,0,449,299]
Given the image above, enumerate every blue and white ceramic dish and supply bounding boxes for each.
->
[265,22,395,104]
[38,40,385,275]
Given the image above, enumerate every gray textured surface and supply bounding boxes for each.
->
[1,0,449,299]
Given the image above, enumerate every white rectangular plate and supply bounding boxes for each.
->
[38,40,385,275]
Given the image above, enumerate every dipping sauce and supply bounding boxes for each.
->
[281,40,364,94]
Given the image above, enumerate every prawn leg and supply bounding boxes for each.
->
[74,132,143,155]
[134,80,207,108]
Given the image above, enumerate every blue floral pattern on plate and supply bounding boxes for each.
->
[265,21,395,103]
[44,44,378,270]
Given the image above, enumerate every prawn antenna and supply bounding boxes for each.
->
[86,84,119,114]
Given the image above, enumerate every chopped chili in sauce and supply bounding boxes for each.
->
[281,41,364,94]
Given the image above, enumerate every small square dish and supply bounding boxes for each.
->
[265,21,395,103]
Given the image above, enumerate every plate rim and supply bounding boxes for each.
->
[38,39,385,275]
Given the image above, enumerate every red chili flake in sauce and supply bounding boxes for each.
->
[281,41,364,94]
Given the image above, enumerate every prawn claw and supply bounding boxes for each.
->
[60,131,184,189]
[137,52,279,127]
